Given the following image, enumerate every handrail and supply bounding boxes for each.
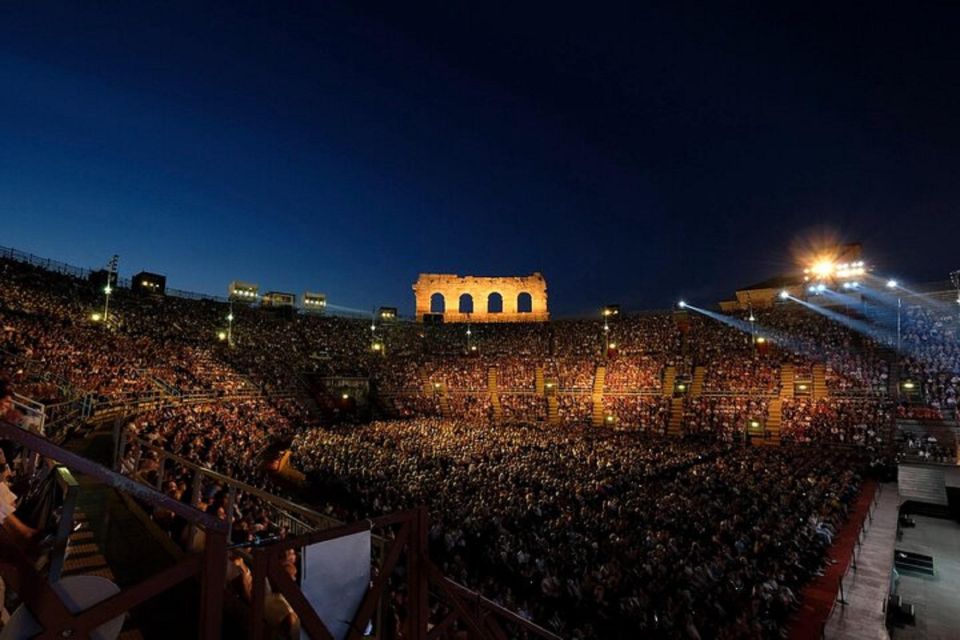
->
[122,436,337,530]
[0,418,227,639]
[1,420,225,533]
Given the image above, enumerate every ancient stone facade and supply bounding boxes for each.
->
[413,273,549,323]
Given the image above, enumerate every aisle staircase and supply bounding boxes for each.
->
[690,366,706,397]
[765,399,782,445]
[661,366,676,398]
[547,395,560,425]
[535,367,545,395]
[591,365,606,427]
[437,386,450,417]
[780,364,795,400]
[488,368,502,421]
[667,396,684,437]
[812,364,827,400]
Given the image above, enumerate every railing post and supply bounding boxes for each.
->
[48,468,79,582]
[225,485,237,543]
[198,528,227,640]
[250,550,267,640]
[406,508,429,640]
[156,454,167,490]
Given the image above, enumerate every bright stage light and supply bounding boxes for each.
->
[217,331,227,341]
[810,259,835,278]
[678,300,686,309]
[748,314,755,322]
[816,284,826,293]
[90,312,102,322]
[886,279,898,289]
[779,290,789,300]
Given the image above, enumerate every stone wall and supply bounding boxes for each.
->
[413,273,549,323]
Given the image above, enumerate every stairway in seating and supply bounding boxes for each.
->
[780,364,795,400]
[421,369,434,397]
[667,397,684,436]
[765,399,782,446]
[437,385,450,417]
[591,365,606,426]
[898,464,948,506]
[884,347,901,398]
[535,366,545,394]
[546,395,560,425]
[661,366,676,398]
[488,368,502,422]
[690,366,706,398]
[812,364,827,400]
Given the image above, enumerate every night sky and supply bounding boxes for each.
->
[2,2,959,316]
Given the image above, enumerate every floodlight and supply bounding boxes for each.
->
[678,300,686,309]
[779,290,789,300]
[886,280,898,289]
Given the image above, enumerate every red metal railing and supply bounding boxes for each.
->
[0,419,227,640]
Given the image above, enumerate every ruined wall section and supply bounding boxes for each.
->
[413,273,549,323]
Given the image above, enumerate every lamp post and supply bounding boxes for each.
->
[102,284,112,322]
[226,304,235,347]
[886,280,901,353]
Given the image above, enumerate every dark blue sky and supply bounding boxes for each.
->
[2,2,959,316]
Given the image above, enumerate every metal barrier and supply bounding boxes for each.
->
[821,483,882,639]
[0,419,227,639]
[116,435,342,535]
[247,508,563,640]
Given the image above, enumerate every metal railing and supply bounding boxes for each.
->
[0,418,227,639]
[117,434,341,538]
[821,483,883,639]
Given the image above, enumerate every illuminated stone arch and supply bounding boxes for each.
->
[487,292,503,314]
[517,291,533,313]
[458,293,474,314]
[413,273,549,323]
[429,292,446,313]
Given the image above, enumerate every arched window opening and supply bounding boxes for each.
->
[517,292,533,313]
[430,293,445,313]
[458,293,474,314]
[487,292,503,313]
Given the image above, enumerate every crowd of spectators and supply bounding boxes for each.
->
[290,419,866,638]
[5,252,960,637]
[781,400,890,447]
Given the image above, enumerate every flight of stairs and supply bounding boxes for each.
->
[667,396,684,436]
[437,386,450,417]
[661,366,676,398]
[488,368,502,422]
[884,347,901,398]
[780,364,795,400]
[421,369,434,397]
[591,365,606,426]
[765,399,782,445]
[812,363,827,400]
[547,395,560,425]
[535,367,545,394]
[690,366,706,397]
